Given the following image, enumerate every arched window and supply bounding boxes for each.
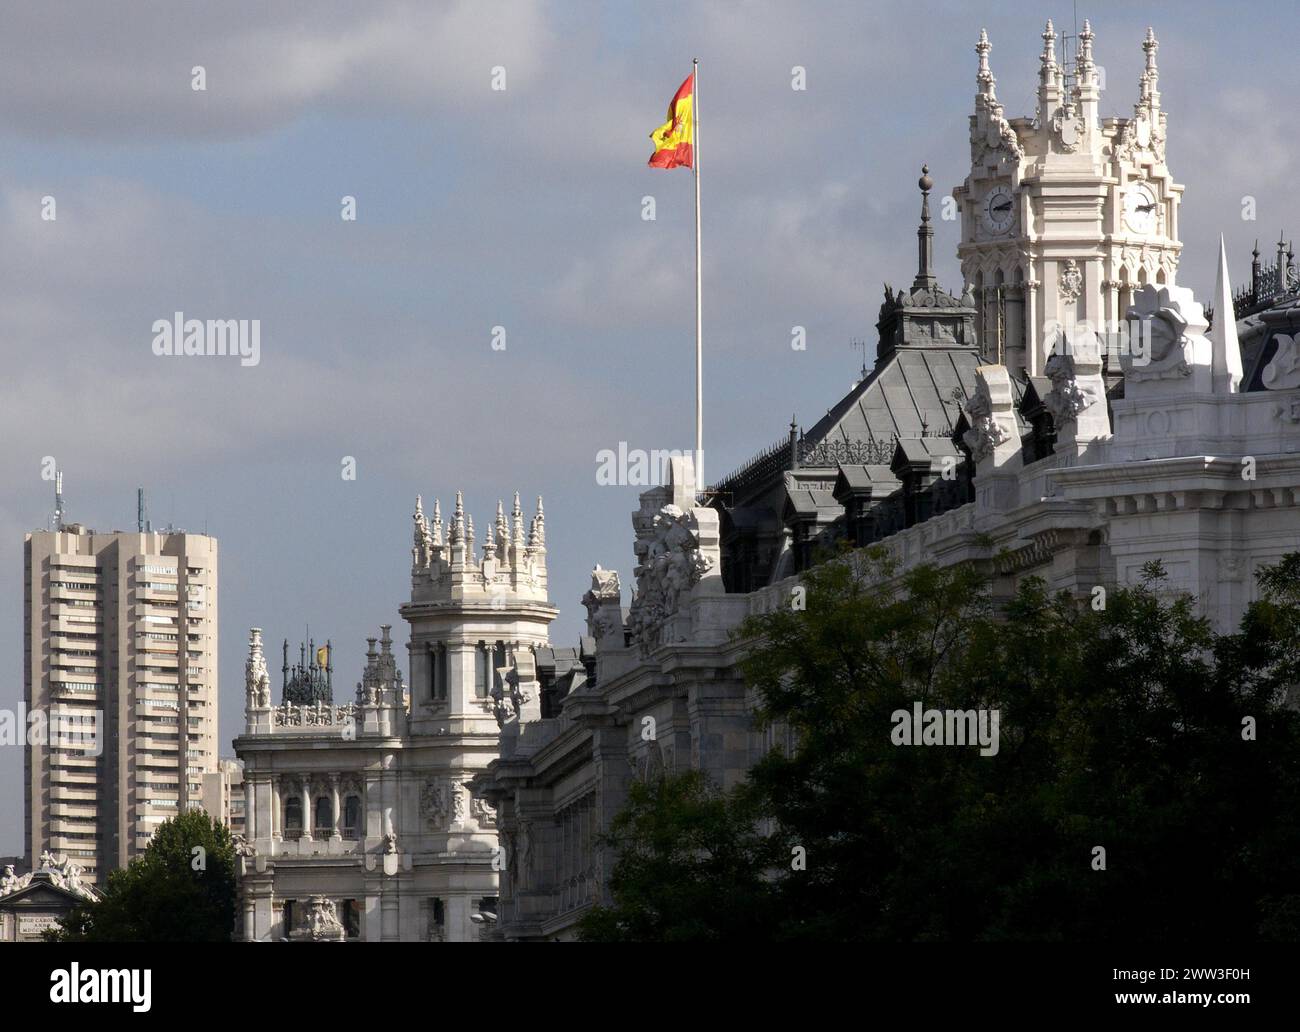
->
[343,795,361,840]
[314,796,332,838]
[284,797,303,840]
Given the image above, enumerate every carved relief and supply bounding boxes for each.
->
[245,629,271,709]
[1059,259,1084,302]
[1043,352,1100,427]
[962,382,1010,463]
[423,779,454,826]
[1262,333,1300,390]
[468,786,497,828]
[1122,285,1197,381]
[626,504,715,650]
[290,895,347,941]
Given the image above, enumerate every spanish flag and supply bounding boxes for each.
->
[648,73,694,169]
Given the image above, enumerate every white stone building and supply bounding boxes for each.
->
[470,23,1300,940]
[233,492,554,941]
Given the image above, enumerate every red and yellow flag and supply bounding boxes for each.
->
[648,73,694,169]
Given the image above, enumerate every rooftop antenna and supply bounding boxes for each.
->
[137,487,151,533]
[850,338,868,379]
[53,471,64,531]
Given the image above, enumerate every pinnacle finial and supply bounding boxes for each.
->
[1041,20,1057,72]
[975,28,994,95]
[912,163,936,291]
[415,494,424,516]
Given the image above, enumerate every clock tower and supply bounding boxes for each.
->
[952,21,1184,378]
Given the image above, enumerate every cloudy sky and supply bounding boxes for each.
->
[0,0,1294,853]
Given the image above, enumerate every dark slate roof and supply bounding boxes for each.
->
[803,347,982,453]
[832,464,900,504]
[783,487,841,519]
[893,436,962,466]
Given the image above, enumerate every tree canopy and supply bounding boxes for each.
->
[581,551,1300,941]
[49,808,237,942]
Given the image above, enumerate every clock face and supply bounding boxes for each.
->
[981,186,1015,235]
[1124,184,1158,235]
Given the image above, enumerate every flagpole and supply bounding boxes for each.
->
[693,57,703,495]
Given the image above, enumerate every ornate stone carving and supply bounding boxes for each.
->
[232,834,257,857]
[1122,285,1197,381]
[1262,333,1300,390]
[420,778,453,830]
[1053,106,1083,153]
[1043,352,1099,427]
[290,895,347,942]
[245,629,271,709]
[626,505,715,649]
[581,565,623,639]
[1058,259,1083,302]
[1,852,96,901]
[272,700,357,727]
[1274,395,1300,423]
[962,381,1010,463]
[412,495,434,571]
[469,789,497,829]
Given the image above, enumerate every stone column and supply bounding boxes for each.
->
[330,774,341,841]
[271,776,281,840]
[243,778,255,840]
[300,779,312,841]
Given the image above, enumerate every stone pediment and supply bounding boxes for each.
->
[0,880,87,908]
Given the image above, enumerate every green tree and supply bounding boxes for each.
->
[49,809,237,942]
[577,770,777,941]
[585,548,1300,941]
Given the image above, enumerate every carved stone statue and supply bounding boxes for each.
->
[626,505,715,650]
[246,629,271,709]
[1121,284,1213,387]
[290,895,347,942]
[963,381,1010,463]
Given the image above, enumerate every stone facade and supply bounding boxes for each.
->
[0,852,99,942]
[955,22,1182,377]
[471,23,1300,941]
[232,491,555,941]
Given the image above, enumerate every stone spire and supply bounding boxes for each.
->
[466,513,475,557]
[1038,20,1059,127]
[913,165,937,292]
[1076,19,1099,127]
[975,27,995,100]
[511,491,525,544]
[1211,234,1244,393]
[451,491,465,542]
[496,499,509,557]
[431,498,443,547]
[412,494,434,572]
[530,496,546,550]
[1140,26,1160,105]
